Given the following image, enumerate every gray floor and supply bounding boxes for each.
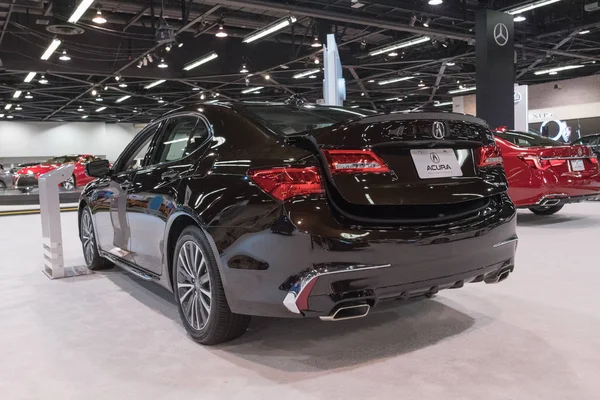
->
[1,204,599,400]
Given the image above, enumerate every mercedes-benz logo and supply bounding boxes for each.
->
[430,152,440,164]
[494,23,509,47]
[514,91,522,104]
[432,121,445,139]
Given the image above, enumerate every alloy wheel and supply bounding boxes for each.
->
[81,211,95,265]
[63,176,75,191]
[177,241,211,331]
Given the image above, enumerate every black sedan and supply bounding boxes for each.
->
[79,102,518,344]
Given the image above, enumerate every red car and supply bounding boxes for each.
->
[494,129,600,215]
[14,154,102,192]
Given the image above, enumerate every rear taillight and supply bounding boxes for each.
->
[590,157,598,165]
[478,145,503,167]
[322,150,390,174]
[519,156,565,170]
[248,167,324,202]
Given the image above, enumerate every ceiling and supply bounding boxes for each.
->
[0,0,599,122]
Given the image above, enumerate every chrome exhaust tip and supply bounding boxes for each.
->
[541,198,561,206]
[320,304,370,321]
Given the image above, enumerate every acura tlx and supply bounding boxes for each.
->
[79,103,518,344]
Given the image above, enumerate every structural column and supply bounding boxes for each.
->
[476,9,515,129]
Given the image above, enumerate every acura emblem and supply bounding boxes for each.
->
[430,152,441,164]
[493,23,509,47]
[432,121,445,139]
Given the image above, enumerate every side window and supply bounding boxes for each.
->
[185,120,210,155]
[120,124,161,172]
[154,116,202,164]
[516,137,532,147]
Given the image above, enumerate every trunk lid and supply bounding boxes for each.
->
[301,113,506,207]
[522,144,598,176]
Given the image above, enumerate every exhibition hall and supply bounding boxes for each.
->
[1,0,600,398]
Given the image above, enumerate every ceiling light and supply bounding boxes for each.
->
[200,93,206,100]
[418,81,425,87]
[96,97,103,102]
[507,0,561,15]
[91,89,97,96]
[103,85,109,90]
[25,92,33,99]
[13,90,22,99]
[579,30,590,35]
[144,79,166,89]
[448,86,476,94]
[137,61,143,68]
[165,45,171,52]
[293,68,321,79]
[309,75,317,79]
[242,86,264,94]
[158,58,168,68]
[434,101,453,107]
[178,42,184,48]
[264,74,271,80]
[4,104,12,110]
[92,9,107,24]
[514,15,526,22]
[368,79,375,83]
[549,71,558,75]
[7,115,14,119]
[534,65,584,75]
[388,51,398,57]
[385,97,400,101]
[429,0,443,4]
[240,64,249,73]
[77,107,84,112]
[15,105,22,111]
[423,18,432,28]
[314,57,320,64]
[119,82,128,88]
[446,61,456,66]
[183,52,218,71]
[41,38,61,60]
[361,92,365,96]
[81,115,88,119]
[369,36,430,56]
[311,36,321,47]
[280,64,289,69]
[115,75,120,81]
[215,23,228,38]
[0,114,3,118]
[192,87,201,91]
[243,16,297,43]
[96,106,106,112]
[24,72,36,83]
[378,76,414,85]
[68,0,94,23]
[116,95,131,103]
[205,99,219,104]
[39,76,48,84]
[143,57,148,67]
[157,97,165,103]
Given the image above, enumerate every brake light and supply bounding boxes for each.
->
[590,157,598,165]
[519,155,565,170]
[478,145,503,167]
[248,167,324,202]
[322,149,390,174]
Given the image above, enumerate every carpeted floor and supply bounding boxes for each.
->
[0,204,599,399]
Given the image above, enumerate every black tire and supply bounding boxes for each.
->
[529,205,564,215]
[18,188,30,193]
[172,226,250,345]
[0,181,6,191]
[80,207,112,270]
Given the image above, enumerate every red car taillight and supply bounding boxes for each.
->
[478,144,503,167]
[322,149,391,174]
[519,156,565,170]
[590,157,598,166]
[248,167,324,202]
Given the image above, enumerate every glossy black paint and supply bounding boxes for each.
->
[80,103,517,319]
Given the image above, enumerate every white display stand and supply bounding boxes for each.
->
[39,164,91,279]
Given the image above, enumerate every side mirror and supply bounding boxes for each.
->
[85,159,111,178]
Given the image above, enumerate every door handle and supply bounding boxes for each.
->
[161,169,178,181]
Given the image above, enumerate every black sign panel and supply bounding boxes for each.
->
[475,10,515,130]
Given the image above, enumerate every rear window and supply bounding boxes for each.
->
[496,131,562,147]
[243,104,375,135]
[45,155,81,163]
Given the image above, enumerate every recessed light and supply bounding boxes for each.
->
[59,50,71,61]
[514,15,526,22]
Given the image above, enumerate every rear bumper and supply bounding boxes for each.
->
[217,193,517,318]
[532,193,600,207]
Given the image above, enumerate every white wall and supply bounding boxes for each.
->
[0,122,141,162]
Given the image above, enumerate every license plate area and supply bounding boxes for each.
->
[410,149,463,179]
[571,159,585,171]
